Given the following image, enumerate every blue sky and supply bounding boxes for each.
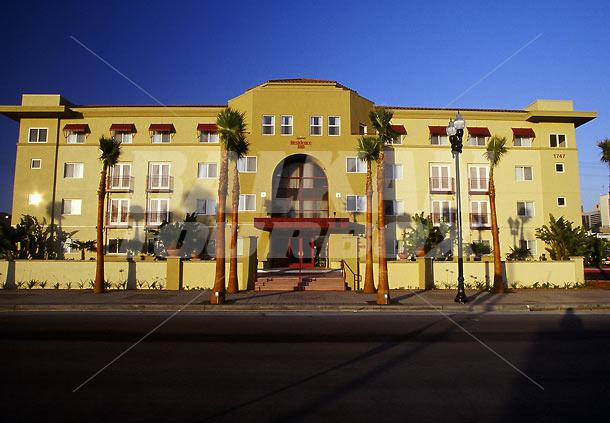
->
[1,0,608,213]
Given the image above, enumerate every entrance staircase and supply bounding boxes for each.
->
[254,268,346,291]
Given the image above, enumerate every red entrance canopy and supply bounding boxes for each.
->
[512,128,536,137]
[254,217,361,233]
[468,127,491,137]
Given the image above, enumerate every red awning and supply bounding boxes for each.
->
[63,124,90,133]
[512,128,536,137]
[468,127,491,137]
[110,123,136,132]
[429,126,448,136]
[391,125,407,135]
[197,123,218,132]
[254,217,361,233]
[149,124,175,132]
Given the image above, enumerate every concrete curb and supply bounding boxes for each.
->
[1,303,610,313]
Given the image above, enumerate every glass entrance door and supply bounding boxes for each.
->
[287,236,315,268]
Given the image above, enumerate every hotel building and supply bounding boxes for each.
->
[0,78,596,269]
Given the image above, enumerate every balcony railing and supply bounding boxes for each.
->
[429,177,455,194]
[146,176,174,192]
[106,176,134,192]
[431,212,456,226]
[468,178,489,194]
[470,213,491,229]
[146,212,172,228]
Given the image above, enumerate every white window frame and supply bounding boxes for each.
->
[199,131,219,144]
[109,163,132,189]
[430,134,449,146]
[63,162,84,179]
[262,115,275,135]
[238,194,256,212]
[470,200,491,227]
[113,131,133,144]
[431,200,452,226]
[280,115,293,136]
[197,162,218,179]
[151,131,172,144]
[148,163,171,189]
[345,195,366,212]
[328,116,341,136]
[557,197,567,207]
[549,133,567,148]
[30,159,42,169]
[513,136,532,147]
[237,156,257,173]
[359,123,367,135]
[107,238,129,255]
[520,239,537,255]
[384,199,405,216]
[468,135,486,146]
[430,164,452,192]
[108,198,130,226]
[196,198,217,215]
[515,165,533,182]
[28,128,48,143]
[62,199,82,216]
[147,198,170,224]
[346,157,367,173]
[388,134,402,145]
[66,132,86,144]
[385,164,403,180]
[468,165,489,192]
[310,116,323,136]
[517,201,535,217]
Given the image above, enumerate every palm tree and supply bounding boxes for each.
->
[357,135,383,294]
[597,138,610,224]
[211,108,247,303]
[94,136,121,294]
[484,135,508,293]
[227,134,250,294]
[369,108,399,304]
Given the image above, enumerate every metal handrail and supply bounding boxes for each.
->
[341,259,360,291]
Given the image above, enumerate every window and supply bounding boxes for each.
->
[431,134,449,146]
[262,115,275,135]
[346,195,366,212]
[384,200,405,216]
[430,164,452,192]
[388,134,402,145]
[109,163,132,189]
[517,201,535,217]
[152,131,172,143]
[30,159,42,169]
[359,123,367,135]
[513,136,532,147]
[238,194,256,211]
[328,116,341,136]
[108,199,129,225]
[470,201,490,227]
[469,165,489,192]
[385,164,403,180]
[515,166,533,181]
[468,135,486,146]
[557,197,566,207]
[113,132,133,144]
[346,157,367,173]
[148,198,170,224]
[148,163,171,189]
[310,116,323,136]
[107,238,128,254]
[196,199,217,215]
[64,163,84,179]
[28,128,48,143]
[237,156,257,173]
[431,200,452,225]
[555,163,565,173]
[280,115,293,135]
[28,193,42,205]
[199,131,219,143]
[197,162,218,179]
[62,199,82,215]
[520,239,537,255]
[550,134,567,148]
[67,132,86,144]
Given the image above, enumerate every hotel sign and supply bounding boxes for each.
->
[290,137,312,149]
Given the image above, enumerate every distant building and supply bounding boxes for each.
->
[583,203,601,232]
[599,194,610,233]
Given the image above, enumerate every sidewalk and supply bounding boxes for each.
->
[2,289,610,312]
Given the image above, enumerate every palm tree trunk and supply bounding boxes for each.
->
[212,150,228,304]
[363,164,375,293]
[376,151,390,304]
[94,166,107,294]
[489,170,504,293]
[227,160,240,294]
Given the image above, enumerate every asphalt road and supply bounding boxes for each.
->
[1,311,609,422]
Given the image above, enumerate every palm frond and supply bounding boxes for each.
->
[357,136,382,163]
[99,136,121,167]
[597,138,610,164]
[217,108,248,153]
[369,108,399,143]
[484,135,508,167]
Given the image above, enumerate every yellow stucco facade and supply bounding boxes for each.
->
[0,79,596,268]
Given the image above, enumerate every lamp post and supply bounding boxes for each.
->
[446,113,468,303]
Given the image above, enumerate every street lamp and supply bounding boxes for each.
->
[447,112,468,303]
